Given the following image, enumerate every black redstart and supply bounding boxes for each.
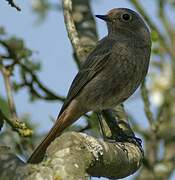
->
[28,8,151,163]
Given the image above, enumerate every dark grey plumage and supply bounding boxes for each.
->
[28,8,152,164]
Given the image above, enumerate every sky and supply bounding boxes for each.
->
[0,0,174,179]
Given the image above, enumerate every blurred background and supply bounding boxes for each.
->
[0,0,175,179]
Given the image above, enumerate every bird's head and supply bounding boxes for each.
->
[96,8,151,45]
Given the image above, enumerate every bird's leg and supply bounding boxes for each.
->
[101,109,124,139]
[96,112,108,141]
[101,110,143,149]
[116,120,142,147]
[96,110,124,141]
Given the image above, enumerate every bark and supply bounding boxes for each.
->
[0,132,143,180]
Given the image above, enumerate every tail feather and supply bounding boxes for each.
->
[28,99,83,164]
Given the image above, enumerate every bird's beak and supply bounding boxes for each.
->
[95,15,111,22]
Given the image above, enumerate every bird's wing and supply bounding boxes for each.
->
[58,38,116,116]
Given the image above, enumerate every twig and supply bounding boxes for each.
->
[19,64,65,101]
[1,66,18,119]
[5,0,21,11]
[141,81,155,128]
[0,40,65,102]
[0,108,32,137]
[141,80,158,168]
[62,0,84,62]
[158,0,174,45]
[0,59,32,137]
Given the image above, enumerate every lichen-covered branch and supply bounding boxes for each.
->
[1,66,18,119]
[0,108,32,137]
[0,132,143,180]
[62,0,84,63]
[0,60,32,137]
[63,0,98,65]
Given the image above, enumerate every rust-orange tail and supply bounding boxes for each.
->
[27,101,83,164]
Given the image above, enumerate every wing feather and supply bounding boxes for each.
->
[58,38,116,116]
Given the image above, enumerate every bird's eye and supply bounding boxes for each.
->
[121,13,132,22]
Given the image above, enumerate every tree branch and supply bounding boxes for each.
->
[62,0,84,63]
[0,108,32,137]
[0,40,65,102]
[1,66,18,119]
[0,61,32,137]
[0,132,143,179]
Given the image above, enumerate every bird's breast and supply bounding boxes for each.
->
[107,41,150,102]
[76,40,150,111]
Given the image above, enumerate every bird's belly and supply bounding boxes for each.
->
[77,65,143,111]
[76,46,149,112]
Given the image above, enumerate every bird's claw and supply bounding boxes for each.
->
[105,134,143,148]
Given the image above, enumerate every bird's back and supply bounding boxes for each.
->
[75,36,151,111]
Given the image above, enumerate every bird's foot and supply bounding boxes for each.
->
[105,134,143,150]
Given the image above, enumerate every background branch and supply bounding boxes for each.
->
[1,66,17,119]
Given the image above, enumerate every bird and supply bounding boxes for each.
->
[28,8,151,164]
